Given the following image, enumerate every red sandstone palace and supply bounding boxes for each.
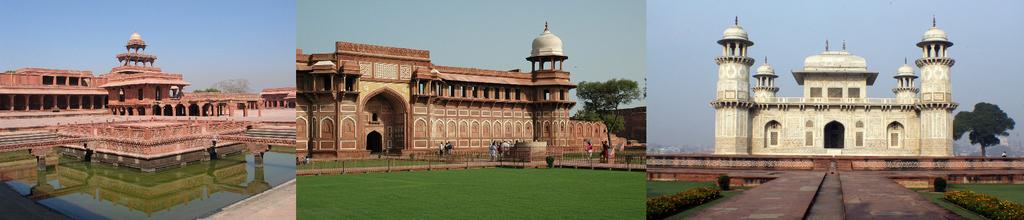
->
[1,33,264,117]
[296,24,624,159]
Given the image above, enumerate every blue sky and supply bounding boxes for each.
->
[296,0,646,110]
[648,0,1024,148]
[0,0,295,92]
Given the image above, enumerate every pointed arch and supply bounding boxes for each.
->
[764,120,782,148]
[320,117,335,139]
[342,117,356,139]
[887,121,905,148]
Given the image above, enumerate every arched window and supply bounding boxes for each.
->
[765,121,781,148]
[888,122,904,148]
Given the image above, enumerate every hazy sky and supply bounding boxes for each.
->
[648,0,1024,147]
[296,0,646,110]
[0,0,295,92]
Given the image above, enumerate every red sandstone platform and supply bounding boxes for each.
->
[689,172,824,220]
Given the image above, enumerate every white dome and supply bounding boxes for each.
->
[530,23,565,57]
[896,64,915,76]
[130,32,142,40]
[802,50,867,71]
[922,27,948,42]
[722,25,749,41]
[756,63,774,75]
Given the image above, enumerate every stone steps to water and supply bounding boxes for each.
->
[0,132,58,145]
[243,128,295,139]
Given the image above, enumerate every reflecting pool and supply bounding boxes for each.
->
[0,149,295,220]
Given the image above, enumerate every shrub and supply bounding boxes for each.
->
[646,187,721,219]
[545,156,555,168]
[934,177,947,192]
[945,190,1024,220]
[717,175,730,191]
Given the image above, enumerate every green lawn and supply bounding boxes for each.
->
[918,184,1024,219]
[298,168,645,219]
[647,181,745,219]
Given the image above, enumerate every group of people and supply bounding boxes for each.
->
[437,141,454,156]
[584,140,615,162]
[488,140,516,161]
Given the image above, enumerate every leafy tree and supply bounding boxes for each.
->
[195,88,221,93]
[213,79,251,93]
[574,78,641,146]
[954,102,1016,157]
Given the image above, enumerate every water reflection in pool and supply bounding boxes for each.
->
[0,150,295,220]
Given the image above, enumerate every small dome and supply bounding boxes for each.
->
[922,27,948,42]
[896,64,915,76]
[722,25,749,41]
[530,23,565,57]
[756,63,774,75]
[802,50,867,71]
[130,32,142,40]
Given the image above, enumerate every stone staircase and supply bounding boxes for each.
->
[0,132,59,146]
[243,128,295,139]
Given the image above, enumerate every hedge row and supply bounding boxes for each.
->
[646,187,721,219]
[945,190,1024,220]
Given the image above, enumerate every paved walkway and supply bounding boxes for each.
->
[840,173,962,220]
[201,179,296,220]
[687,171,967,220]
[689,172,824,220]
[806,173,845,220]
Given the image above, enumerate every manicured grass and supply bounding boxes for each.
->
[918,184,1024,219]
[646,181,745,219]
[298,168,644,219]
[918,192,987,220]
[296,159,433,170]
[949,184,1024,203]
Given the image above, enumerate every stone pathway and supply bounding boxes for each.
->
[689,172,824,220]
[201,179,296,220]
[840,173,962,220]
[806,173,845,220]
[687,171,966,220]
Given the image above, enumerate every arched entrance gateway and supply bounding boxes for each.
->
[361,90,407,155]
[824,121,845,149]
[366,131,383,153]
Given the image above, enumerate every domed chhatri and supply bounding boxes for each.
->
[756,58,774,75]
[896,63,915,76]
[919,16,953,47]
[127,32,146,47]
[718,16,753,46]
[530,22,565,57]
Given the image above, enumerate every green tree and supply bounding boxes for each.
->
[573,78,641,146]
[954,102,1016,157]
[195,88,221,93]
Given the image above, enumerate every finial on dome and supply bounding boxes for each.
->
[904,57,907,64]
[544,22,549,31]
[842,40,846,50]
[764,56,768,64]
[825,39,830,51]
[932,15,936,27]
[735,16,739,25]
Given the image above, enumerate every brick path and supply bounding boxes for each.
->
[840,173,962,220]
[689,172,824,220]
[686,171,965,220]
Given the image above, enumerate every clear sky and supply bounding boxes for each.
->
[0,0,295,92]
[648,0,1024,148]
[296,0,646,111]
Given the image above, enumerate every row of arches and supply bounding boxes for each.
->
[111,102,240,116]
[762,120,905,149]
